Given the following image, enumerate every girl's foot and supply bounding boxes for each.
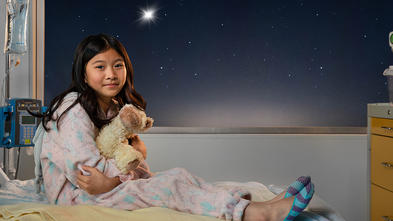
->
[283,182,314,221]
[243,197,294,221]
[265,176,310,204]
[265,191,285,204]
[285,176,311,198]
[243,182,315,221]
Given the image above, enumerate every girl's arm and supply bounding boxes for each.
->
[76,166,121,195]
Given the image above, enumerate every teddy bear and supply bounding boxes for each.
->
[95,104,154,174]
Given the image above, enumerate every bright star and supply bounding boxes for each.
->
[143,10,154,20]
[137,6,159,25]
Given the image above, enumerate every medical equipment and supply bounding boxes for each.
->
[0,99,45,180]
[3,0,29,102]
[1,0,43,179]
[0,99,44,148]
[4,0,30,54]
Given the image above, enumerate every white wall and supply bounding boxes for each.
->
[143,134,368,221]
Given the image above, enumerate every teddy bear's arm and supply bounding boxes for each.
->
[113,143,143,174]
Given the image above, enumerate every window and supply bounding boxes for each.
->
[45,1,392,128]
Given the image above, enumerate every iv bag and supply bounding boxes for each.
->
[4,0,30,54]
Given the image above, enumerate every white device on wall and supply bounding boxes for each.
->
[383,31,393,103]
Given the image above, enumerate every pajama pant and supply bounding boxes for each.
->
[74,168,251,221]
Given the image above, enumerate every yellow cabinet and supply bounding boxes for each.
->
[370,134,393,191]
[368,104,393,221]
[371,184,393,221]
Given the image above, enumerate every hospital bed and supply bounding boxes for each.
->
[0,178,346,221]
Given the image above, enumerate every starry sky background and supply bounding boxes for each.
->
[45,0,393,127]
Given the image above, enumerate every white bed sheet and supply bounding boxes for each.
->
[0,179,345,221]
[0,179,48,205]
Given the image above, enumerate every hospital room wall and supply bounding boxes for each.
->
[143,134,368,221]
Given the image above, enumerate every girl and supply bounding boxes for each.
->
[35,34,314,221]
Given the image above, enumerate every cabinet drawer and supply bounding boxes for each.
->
[371,135,393,191]
[371,117,393,137]
[371,184,393,221]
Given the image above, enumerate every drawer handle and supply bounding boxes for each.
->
[382,216,393,221]
[381,126,393,131]
[381,162,393,168]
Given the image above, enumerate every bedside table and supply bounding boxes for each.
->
[368,103,393,221]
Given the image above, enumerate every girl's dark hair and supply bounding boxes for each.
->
[34,34,146,131]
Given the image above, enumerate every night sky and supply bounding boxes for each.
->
[45,0,393,127]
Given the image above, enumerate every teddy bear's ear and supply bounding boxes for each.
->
[145,117,154,129]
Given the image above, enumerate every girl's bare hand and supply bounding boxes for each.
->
[76,166,121,195]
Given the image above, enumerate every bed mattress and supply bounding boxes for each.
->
[0,179,345,221]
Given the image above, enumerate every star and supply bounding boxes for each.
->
[143,10,154,20]
[137,6,159,25]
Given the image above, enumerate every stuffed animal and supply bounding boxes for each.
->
[96,104,154,174]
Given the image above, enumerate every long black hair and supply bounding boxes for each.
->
[34,34,146,131]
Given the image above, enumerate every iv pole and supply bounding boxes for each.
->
[1,0,33,183]
[0,21,12,185]
[1,1,12,179]
[0,51,11,183]
[1,0,22,181]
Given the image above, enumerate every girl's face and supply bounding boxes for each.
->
[85,48,127,106]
